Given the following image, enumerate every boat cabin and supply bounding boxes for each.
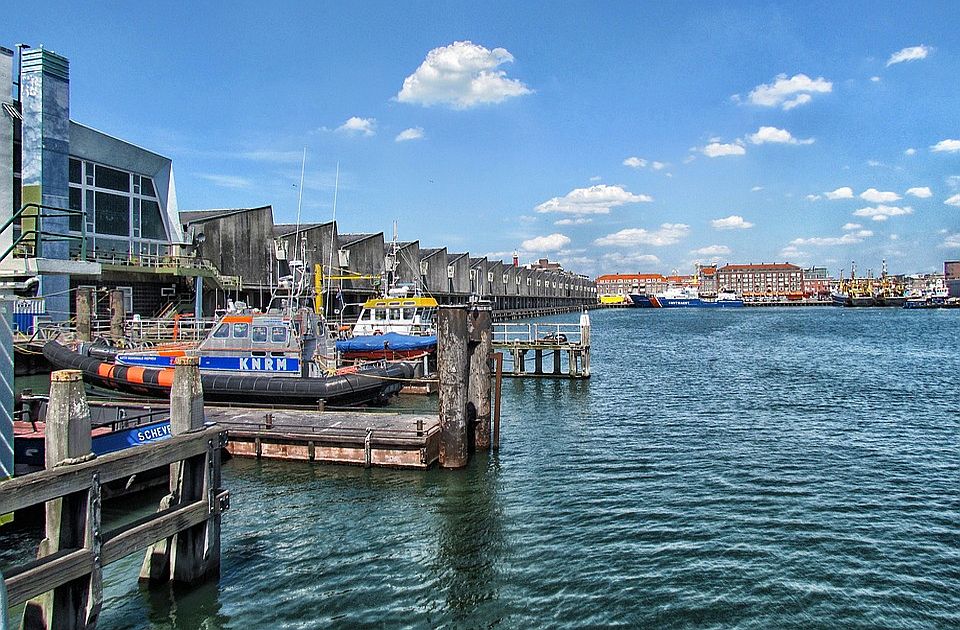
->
[352,296,438,336]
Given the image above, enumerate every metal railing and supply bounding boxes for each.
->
[492,321,586,346]
[0,202,86,263]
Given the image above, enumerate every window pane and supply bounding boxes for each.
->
[95,191,130,236]
[233,323,249,338]
[69,159,82,184]
[140,199,166,240]
[213,324,230,338]
[252,326,268,342]
[69,187,82,231]
[271,327,287,343]
[141,177,156,197]
[95,165,130,192]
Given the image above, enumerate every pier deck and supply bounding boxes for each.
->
[206,407,440,469]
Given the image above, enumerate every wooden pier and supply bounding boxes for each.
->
[208,407,441,469]
[1,360,228,630]
[492,311,591,379]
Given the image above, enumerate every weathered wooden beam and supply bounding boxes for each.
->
[468,304,493,451]
[0,426,225,516]
[108,290,124,341]
[22,370,96,630]
[75,289,92,343]
[437,305,470,468]
[6,548,93,608]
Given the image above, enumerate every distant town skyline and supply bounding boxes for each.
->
[3,1,959,276]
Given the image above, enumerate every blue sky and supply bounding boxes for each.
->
[5,1,959,276]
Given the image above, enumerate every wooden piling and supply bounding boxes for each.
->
[468,303,493,451]
[492,353,503,451]
[75,289,92,343]
[22,370,100,630]
[437,305,469,468]
[108,290,124,341]
[140,354,221,585]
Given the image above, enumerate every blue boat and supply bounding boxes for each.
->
[635,287,743,308]
[336,332,437,360]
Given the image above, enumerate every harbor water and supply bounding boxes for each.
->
[4,307,960,628]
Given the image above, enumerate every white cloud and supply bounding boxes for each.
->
[589,175,602,182]
[870,76,881,83]
[886,45,932,67]
[535,184,653,215]
[751,186,763,192]
[904,148,917,156]
[905,186,932,198]
[942,234,960,248]
[702,142,746,158]
[623,157,647,168]
[931,139,960,153]
[842,223,863,231]
[746,73,832,110]
[691,245,731,256]
[791,230,873,246]
[853,205,914,221]
[860,188,902,203]
[806,194,821,201]
[711,215,754,230]
[521,233,571,252]
[946,194,960,207]
[890,234,899,241]
[825,186,854,200]
[337,116,376,136]
[554,217,592,226]
[747,126,814,145]
[395,127,424,142]
[600,252,661,268]
[199,174,251,189]
[652,161,667,170]
[595,223,690,247]
[396,41,531,109]
[780,244,808,260]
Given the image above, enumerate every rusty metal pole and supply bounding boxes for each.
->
[437,305,469,468]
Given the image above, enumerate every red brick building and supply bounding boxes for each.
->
[717,263,803,301]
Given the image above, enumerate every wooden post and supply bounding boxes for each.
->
[553,347,562,375]
[437,305,469,468]
[75,288,92,343]
[108,290,124,341]
[579,310,591,377]
[140,355,221,585]
[467,303,493,451]
[23,370,100,630]
[534,348,543,375]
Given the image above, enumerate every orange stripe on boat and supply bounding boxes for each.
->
[158,369,174,388]
[98,363,114,379]
[222,315,253,323]
[126,367,146,384]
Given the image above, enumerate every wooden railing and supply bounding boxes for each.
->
[1,360,228,629]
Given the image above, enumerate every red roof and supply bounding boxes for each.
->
[719,263,800,272]
[596,273,665,281]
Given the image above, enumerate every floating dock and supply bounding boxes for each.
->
[206,407,440,469]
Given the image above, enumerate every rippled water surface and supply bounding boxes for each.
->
[4,308,960,628]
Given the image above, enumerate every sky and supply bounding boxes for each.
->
[4,1,959,277]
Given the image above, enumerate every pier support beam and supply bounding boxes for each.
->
[468,302,492,451]
[75,288,92,343]
[109,290,125,341]
[141,355,221,584]
[23,370,100,630]
[437,306,470,468]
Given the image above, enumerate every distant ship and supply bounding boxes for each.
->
[630,287,743,308]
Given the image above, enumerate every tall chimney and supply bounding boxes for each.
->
[512,251,519,268]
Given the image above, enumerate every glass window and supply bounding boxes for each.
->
[69,159,82,184]
[271,326,287,343]
[252,326,268,342]
[95,165,130,192]
[212,324,230,338]
[362,310,372,321]
[141,177,156,197]
[95,191,130,236]
[375,309,387,321]
[69,187,82,231]
[233,323,249,338]
[403,307,416,320]
[389,308,401,320]
[140,199,166,239]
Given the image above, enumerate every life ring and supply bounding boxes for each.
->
[373,329,383,336]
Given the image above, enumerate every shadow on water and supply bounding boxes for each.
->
[138,580,230,630]
[430,453,507,627]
